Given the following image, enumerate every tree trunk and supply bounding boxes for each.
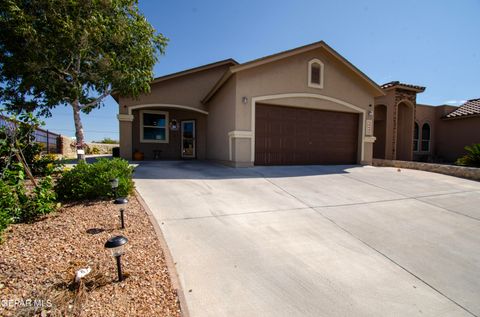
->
[72,99,86,161]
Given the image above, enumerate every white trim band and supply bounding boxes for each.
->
[127,104,209,115]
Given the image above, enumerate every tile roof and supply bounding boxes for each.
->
[445,98,480,119]
[380,81,426,92]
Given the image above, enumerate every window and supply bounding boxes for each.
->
[140,110,168,143]
[421,123,430,152]
[413,122,419,152]
[308,59,324,89]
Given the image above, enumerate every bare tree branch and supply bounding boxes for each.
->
[79,89,112,109]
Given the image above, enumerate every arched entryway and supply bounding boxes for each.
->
[396,101,414,160]
[373,104,387,158]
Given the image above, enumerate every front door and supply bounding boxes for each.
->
[181,120,196,158]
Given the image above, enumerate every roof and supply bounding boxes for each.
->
[444,98,480,119]
[380,81,426,93]
[150,58,238,84]
[111,58,238,102]
[203,40,385,103]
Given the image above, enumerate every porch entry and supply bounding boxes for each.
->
[181,120,196,158]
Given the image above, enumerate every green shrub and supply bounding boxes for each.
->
[0,180,21,238]
[20,176,57,223]
[455,143,480,168]
[55,158,134,201]
[31,153,62,176]
[0,176,57,239]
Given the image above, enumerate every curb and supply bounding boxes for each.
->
[135,190,190,317]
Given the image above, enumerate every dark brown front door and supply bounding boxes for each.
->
[255,104,359,165]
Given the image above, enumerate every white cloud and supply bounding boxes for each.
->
[444,100,467,105]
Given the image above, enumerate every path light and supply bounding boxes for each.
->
[109,178,119,198]
[114,197,128,229]
[105,235,128,282]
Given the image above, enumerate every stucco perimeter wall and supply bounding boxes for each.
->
[373,159,480,182]
[118,64,231,114]
[435,116,480,162]
[233,47,376,164]
[206,76,237,162]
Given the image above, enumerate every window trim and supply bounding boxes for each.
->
[140,110,169,143]
[308,58,324,89]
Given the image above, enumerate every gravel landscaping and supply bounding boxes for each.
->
[0,194,182,317]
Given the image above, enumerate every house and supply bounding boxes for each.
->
[114,41,383,166]
[114,41,479,166]
[374,84,480,163]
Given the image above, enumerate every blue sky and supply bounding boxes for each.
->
[42,0,480,141]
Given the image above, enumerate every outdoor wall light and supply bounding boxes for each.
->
[109,178,119,198]
[105,235,128,282]
[242,96,248,104]
[368,110,373,116]
[114,197,128,229]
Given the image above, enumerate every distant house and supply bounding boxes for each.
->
[374,85,480,163]
[113,41,479,166]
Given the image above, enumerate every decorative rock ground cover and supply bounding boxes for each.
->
[0,194,181,317]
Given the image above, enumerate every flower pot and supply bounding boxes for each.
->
[133,151,144,161]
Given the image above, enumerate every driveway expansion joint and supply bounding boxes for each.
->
[314,208,479,317]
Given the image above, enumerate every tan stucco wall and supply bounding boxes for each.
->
[118,64,231,113]
[229,47,376,164]
[435,116,480,162]
[374,90,397,160]
[131,108,207,160]
[414,104,437,159]
[117,64,231,160]
[206,76,237,162]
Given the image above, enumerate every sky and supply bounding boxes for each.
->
[41,0,480,141]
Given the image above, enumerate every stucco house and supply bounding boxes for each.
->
[114,41,479,166]
[374,84,480,163]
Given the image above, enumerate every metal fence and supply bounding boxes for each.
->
[0,115,61,154]
[34,128,60,154]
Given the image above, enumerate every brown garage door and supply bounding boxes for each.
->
[255,104,359,165]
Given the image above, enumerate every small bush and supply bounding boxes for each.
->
[455,143,480,168]
[31,153,62,176]
[55,158,134,201]
[0,180,20,237]
[20,176,57,223]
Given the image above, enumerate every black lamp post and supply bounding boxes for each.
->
[114,197,128,229]
[109,178,119,198]
[105,235,128,282]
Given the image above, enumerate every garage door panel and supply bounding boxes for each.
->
[255,104,359,165]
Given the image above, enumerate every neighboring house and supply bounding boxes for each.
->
[113,41,478,166]
[374,84,480,163]
[114,41,383,166]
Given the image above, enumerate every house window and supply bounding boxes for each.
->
[140,110,169,143]
[413,122,419,152]
[308,59,324,89]
[421,123,430,151]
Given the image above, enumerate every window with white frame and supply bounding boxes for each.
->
[140,110,169,143]
[308,59,324,89]
[413,122,419,152]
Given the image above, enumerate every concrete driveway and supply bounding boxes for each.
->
[134,161,480,317]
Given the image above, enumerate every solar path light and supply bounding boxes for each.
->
[105,235,128,282]
[114,197,128,229]
[109,178,119,198]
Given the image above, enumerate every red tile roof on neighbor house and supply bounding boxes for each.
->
[445,98,480,119]
[380,81,426,92]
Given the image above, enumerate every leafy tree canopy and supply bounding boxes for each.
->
[0,0,167,155]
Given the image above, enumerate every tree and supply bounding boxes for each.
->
[0,0,168,159]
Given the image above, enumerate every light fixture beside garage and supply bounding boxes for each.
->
[242,96,248,104]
